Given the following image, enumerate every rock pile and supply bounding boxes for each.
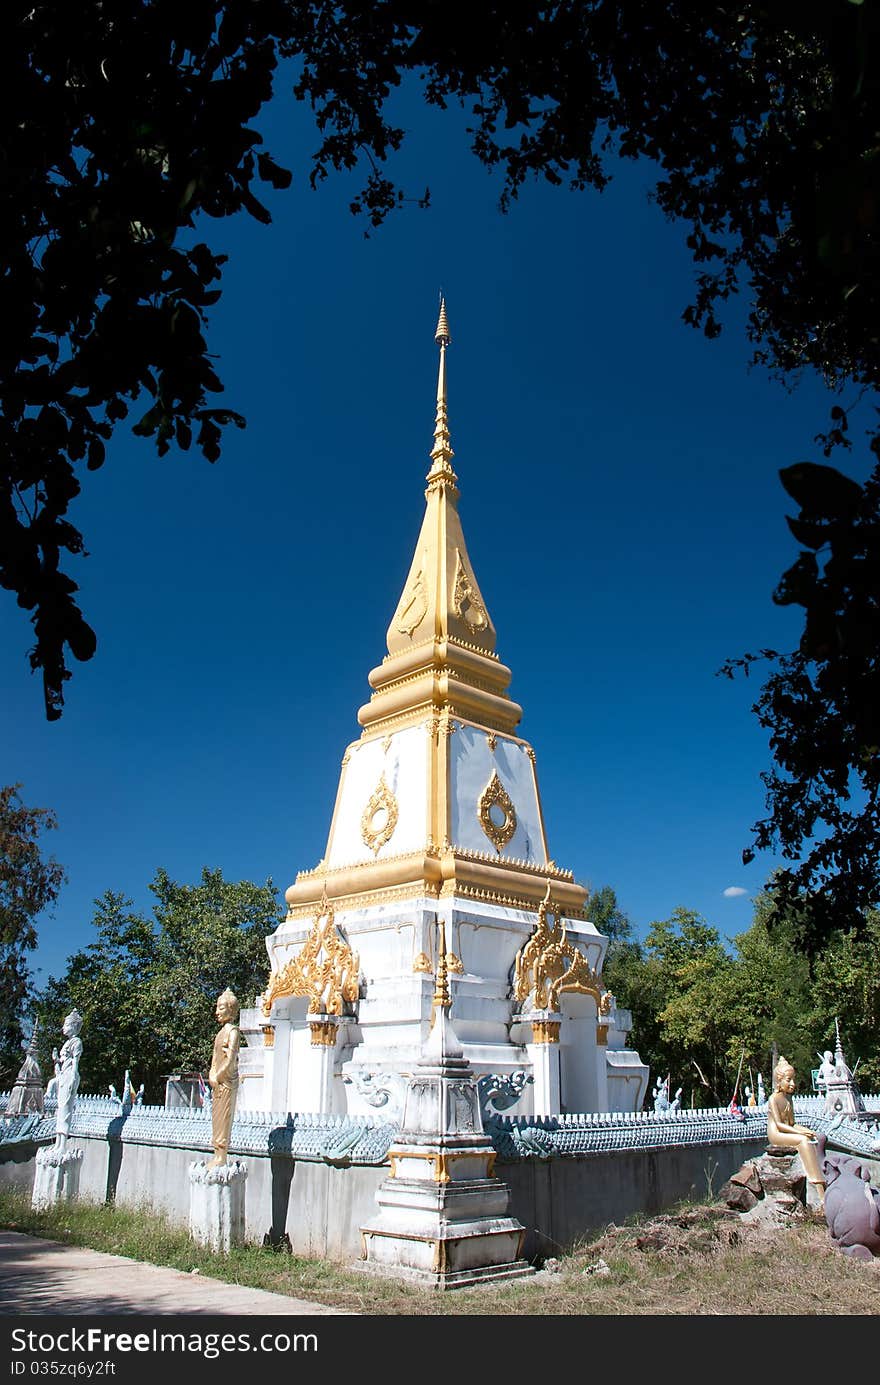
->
[719,1150,817,1226]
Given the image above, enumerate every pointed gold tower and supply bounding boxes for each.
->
[252,302,647,1123]
[285,300,586,921]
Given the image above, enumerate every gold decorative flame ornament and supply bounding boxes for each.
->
[263,900,360,1017]
[361,774,399,855]
[477,770,517,852]
[396,560,428,638]
[453,551,488,632]
[514,886,604,1012]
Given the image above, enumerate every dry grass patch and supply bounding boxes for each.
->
[2,1190,879,1314]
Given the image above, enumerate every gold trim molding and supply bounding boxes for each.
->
[361,774,399,855]
[309,1019,338,1047]
[530,1020,561,1044]
[261,1026,275,1050]
[514,886,604,1011]
[263,900,360,1017]
[477,770,517,852]
[386,1148,495,1184]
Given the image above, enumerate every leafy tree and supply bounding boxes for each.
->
[0,783,65,1085]
[587,884,633,946]
[38,867,281,1099]
[37,891,156,1096]
[645,910,737,1106]
[723,461,880,937]
[603,906,737,1107]
[5,4,880,931]
[724,893,813,1086]
[145,867,281,1081]
[0,6,875,702]
[808,909,880,1090]
[603,886,877,1105]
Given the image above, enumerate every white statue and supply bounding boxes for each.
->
[757,1072,766,1106]
[652,1075,670,1114]
[668,1086,683,1113]
[816,1049,837,1091]
[45,1048,60,1101]
[53,1010,83,1156]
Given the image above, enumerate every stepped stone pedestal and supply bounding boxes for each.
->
[188,1160,247,1252]
[360,943,533,1290]
[31,1145,83,1209]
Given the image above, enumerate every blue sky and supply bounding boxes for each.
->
[3,81,844,988]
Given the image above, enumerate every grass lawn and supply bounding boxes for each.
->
[2,1189,879,1315]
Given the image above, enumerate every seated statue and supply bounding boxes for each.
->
[767,1056,826,1209]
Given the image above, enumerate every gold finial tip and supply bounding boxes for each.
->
[435,297,451,346]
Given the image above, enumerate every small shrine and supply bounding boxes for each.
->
[3,1020,43,1119]
[240,302,648,1119]
[823,1021,867,1121]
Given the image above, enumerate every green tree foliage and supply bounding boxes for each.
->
[808,910,880,1089]
[38,868,281,1099]
[723,894,813,1086]
[603,888,880,1107]
[586,884,633,945]
[640,910,736,1107]
[37,891,156,1098]
[0,783,65,1085]
[722,459,880,935]
[601,904,737,1107]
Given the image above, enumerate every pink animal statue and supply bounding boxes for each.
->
[822,1152,880,1261]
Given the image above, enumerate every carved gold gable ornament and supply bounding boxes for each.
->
[514,886,604,1012]
[262,901,360,1018]
[477,770,517,852]
[361,774,399,854]
[395,558,428,638]
[453,550,488,632]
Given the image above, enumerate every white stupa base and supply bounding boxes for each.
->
[31,1145,83,1209]
[359,1254,535,1291]
[188,1160,247,1253]
[360,1192,533,1290]
[360,1160,533,1290]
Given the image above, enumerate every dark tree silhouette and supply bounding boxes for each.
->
[3,3,879,930]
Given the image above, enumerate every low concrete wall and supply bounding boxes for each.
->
[2,1131,766,1261]
[502,1138,762,1258]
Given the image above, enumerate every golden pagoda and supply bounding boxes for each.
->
[244,302,647,1120]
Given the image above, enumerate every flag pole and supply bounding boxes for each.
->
[732,1047,746,1103]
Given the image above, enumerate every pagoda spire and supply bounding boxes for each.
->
[371,296,514,702]
[427,295,457,489]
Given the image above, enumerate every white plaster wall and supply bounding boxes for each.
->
[606,1050,650,1113]
[559,992,601,1114]
[450,726,545,861]
[561,919,605,974]
[326,727,427,867]
[3,1133,771,1261]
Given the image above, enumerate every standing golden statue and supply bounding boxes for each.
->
[767,1056,826,1209]
[206,988,240,1168]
